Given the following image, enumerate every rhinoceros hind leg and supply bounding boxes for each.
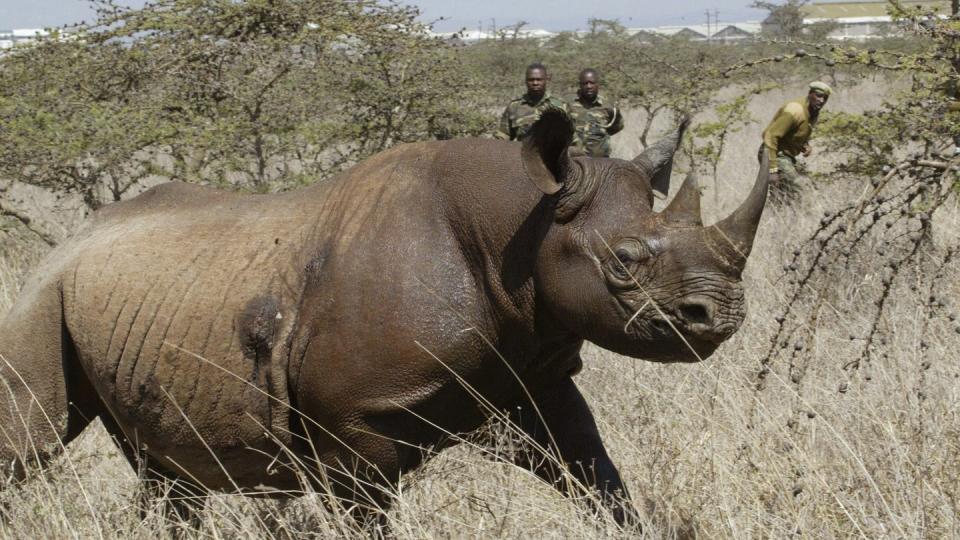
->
[0,278,97,492]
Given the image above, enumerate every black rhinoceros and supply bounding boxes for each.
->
[0,110,767,528]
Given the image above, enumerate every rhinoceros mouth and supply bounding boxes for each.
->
[614,296,721,362]
[616,296,681,340]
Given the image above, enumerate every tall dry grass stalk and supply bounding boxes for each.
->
[0,79,957,538]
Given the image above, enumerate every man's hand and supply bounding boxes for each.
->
[769,170,781,184]
[802,144,813,157]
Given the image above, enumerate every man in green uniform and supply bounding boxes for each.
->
[760,81,832,185]
[495,63,568,141]
[567,68,624,157]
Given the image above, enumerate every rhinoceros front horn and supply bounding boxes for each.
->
[632,115,690,196]
[710,153,770,267]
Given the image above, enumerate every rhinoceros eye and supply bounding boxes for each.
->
[615,248,635,265]
[614,240,647,264]
[609,239,648,280]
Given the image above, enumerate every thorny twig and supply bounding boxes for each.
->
[756,148,959,398]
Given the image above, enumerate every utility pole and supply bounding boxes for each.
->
[705,9,712,41]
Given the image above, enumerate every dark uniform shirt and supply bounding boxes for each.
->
[495,92,568,141]
[567,93,624,157]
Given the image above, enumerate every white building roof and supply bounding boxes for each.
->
[627,21,762,39]
[431,21,762,42]
[12,28,46,38]
[804,15,892,23]
[431,27,554,41]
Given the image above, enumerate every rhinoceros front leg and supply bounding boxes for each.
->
[509,375,639,526]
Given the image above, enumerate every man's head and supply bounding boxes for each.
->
[807,81,831,113]
[525,63,548,100]
[578,68,600,102]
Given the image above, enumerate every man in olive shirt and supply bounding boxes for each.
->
[495,63,568,141]
[761,81,831,184]
[568,68,624,157]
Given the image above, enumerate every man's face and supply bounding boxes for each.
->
[808,90,828,112]
[579,72,599,101]
[526,68,547,98]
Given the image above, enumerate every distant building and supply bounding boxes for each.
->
[431,21,763,45]
[0,28,50,50]
[628,23,761,43]
[713,24,761,41]
[798,0,949,39]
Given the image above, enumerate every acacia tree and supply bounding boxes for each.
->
[0,32,171,212]
[691,94,756,204]
[0,0,490,219]
[754,0,809,38]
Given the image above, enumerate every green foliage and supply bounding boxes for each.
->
[810,1,959,185]
[753,0,809,38]
[816,106,922,180]
[4,4,917,221]
[692,94,756,185]
[0,37,174,208]
[0,0,489,205]
[0,2,951,234]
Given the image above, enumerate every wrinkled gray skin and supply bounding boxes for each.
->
[0,110,768,529]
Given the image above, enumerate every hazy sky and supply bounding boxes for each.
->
[1,0,768,32]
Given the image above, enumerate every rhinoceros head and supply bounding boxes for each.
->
[523,109,768,363]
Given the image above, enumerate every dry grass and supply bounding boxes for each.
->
[1,78,958,538]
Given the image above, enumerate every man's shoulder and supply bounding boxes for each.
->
[782,100,807,121]
[502,97,525,114]
[543,95,568,108]
[596,93,618,107]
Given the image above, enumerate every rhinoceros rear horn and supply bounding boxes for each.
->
[710,153,770,268]
[661,172,702,225]
[521,107,575,195]
[632,114,690,196]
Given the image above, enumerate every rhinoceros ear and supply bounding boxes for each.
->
[521,107,575,195]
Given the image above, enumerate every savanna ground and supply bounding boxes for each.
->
[0,78,958,538]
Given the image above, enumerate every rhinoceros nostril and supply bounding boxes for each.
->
[650,318,673,333]
[679,302,712,325]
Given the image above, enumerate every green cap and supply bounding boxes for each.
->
[809,81,832,96]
